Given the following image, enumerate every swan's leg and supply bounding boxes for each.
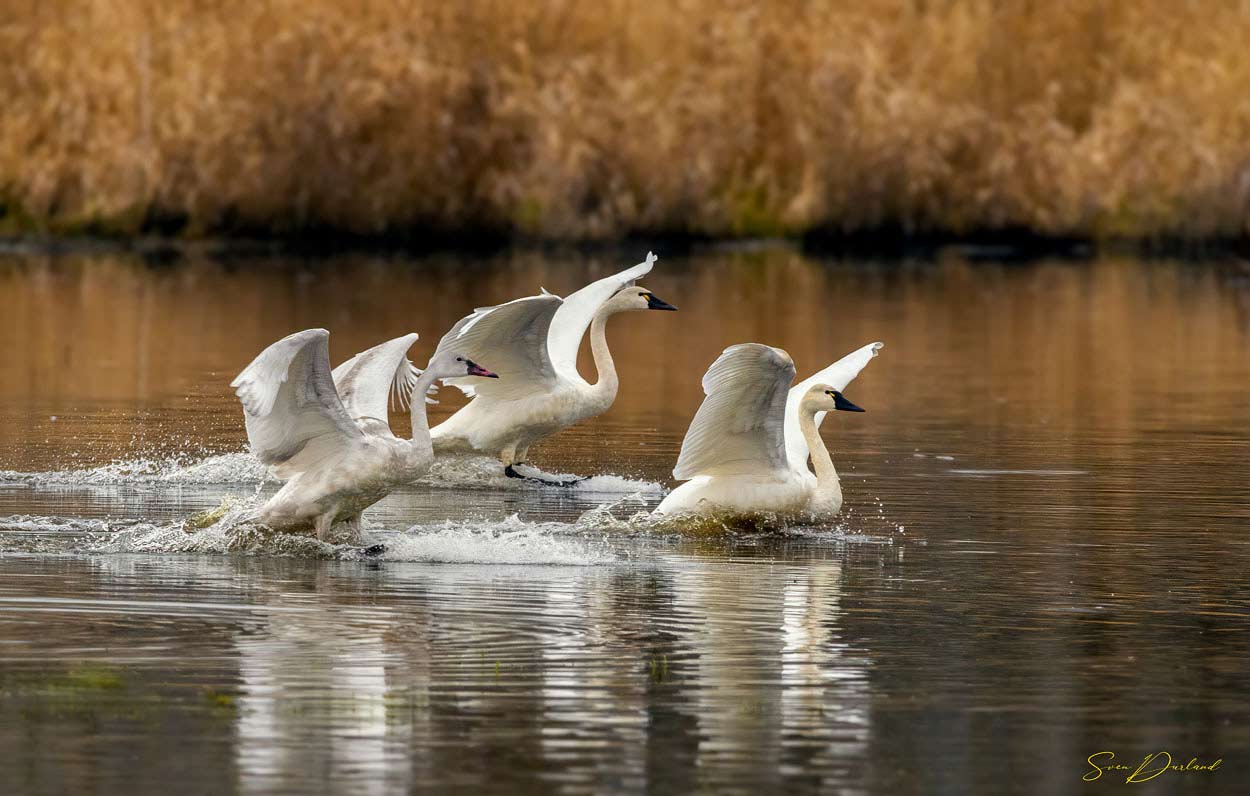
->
[502,442,526,480]
[500,442,520,466]
[510,444,538,478]
[339,513,386,557]
[507,462,587,487]
[500,441,585,487]
[342,515,364,546]
[314,506,341,543]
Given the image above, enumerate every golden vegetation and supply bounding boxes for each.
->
[3,0,1250,240]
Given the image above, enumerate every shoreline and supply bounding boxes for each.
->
[1,228,1247,264]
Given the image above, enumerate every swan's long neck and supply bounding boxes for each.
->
[798,408,841,506]
[587,308,619,407]
[408,369,440,456]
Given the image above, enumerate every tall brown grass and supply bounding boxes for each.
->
[4,0,1250,241]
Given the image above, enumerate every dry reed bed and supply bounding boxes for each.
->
[3,0,1250,240]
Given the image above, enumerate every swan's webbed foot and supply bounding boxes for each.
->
[341,542,386,558]
[505,462,585,487]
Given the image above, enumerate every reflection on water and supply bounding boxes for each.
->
[233,584,410,795]
[1,247,1249,794]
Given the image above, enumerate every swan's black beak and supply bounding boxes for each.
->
[832,391,864,412]
[645,293,677,311]
[466,360,499,378]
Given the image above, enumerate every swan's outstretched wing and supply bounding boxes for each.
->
[230,329,362,476]
[784,341,883,470]
[435,295,562,399]
[672,343,797,480]
[331,333,421,421]
[547,252,657,383]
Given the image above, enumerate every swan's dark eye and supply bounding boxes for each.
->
[456,357,463,362]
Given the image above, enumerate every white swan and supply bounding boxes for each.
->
[429,252,677,484]
[231,329,497,541]
[655,341,883,519]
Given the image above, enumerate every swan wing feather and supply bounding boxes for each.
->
[672,343,796,480]
[230,329,363,474]
[783,341,883,471]
[331,332,421,421]
[435,294,562,399]
[547,252,656,382]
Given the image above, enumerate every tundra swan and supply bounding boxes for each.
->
[429,252,676,484]
[231,329,497,541]
[655,341,882,519]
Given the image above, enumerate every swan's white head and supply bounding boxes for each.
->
[424,350,499,381]
[801,383,865,414]
[605,285,678,313]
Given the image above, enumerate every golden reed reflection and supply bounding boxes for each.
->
[1,250,1247,444]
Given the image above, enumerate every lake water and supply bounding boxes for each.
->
[0,246,1247,795]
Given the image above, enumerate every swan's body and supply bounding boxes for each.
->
[430,253,676,479]
[660,472,823,517]
[655,341,882,519]
[432,377,610,463]
[231,329,494,541]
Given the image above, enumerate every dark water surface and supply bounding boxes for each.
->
[0,247,1248,795]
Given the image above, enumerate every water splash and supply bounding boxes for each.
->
[0,514,116,554]
[96,516,334,558]
[364,515,615,565]
[636,493,908,540]
[0,497,618,564]
[0,452,273,487]
[0,514,112,535]
[0,451,661,496]
[421,454,664,495]
[0,449,895,559]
